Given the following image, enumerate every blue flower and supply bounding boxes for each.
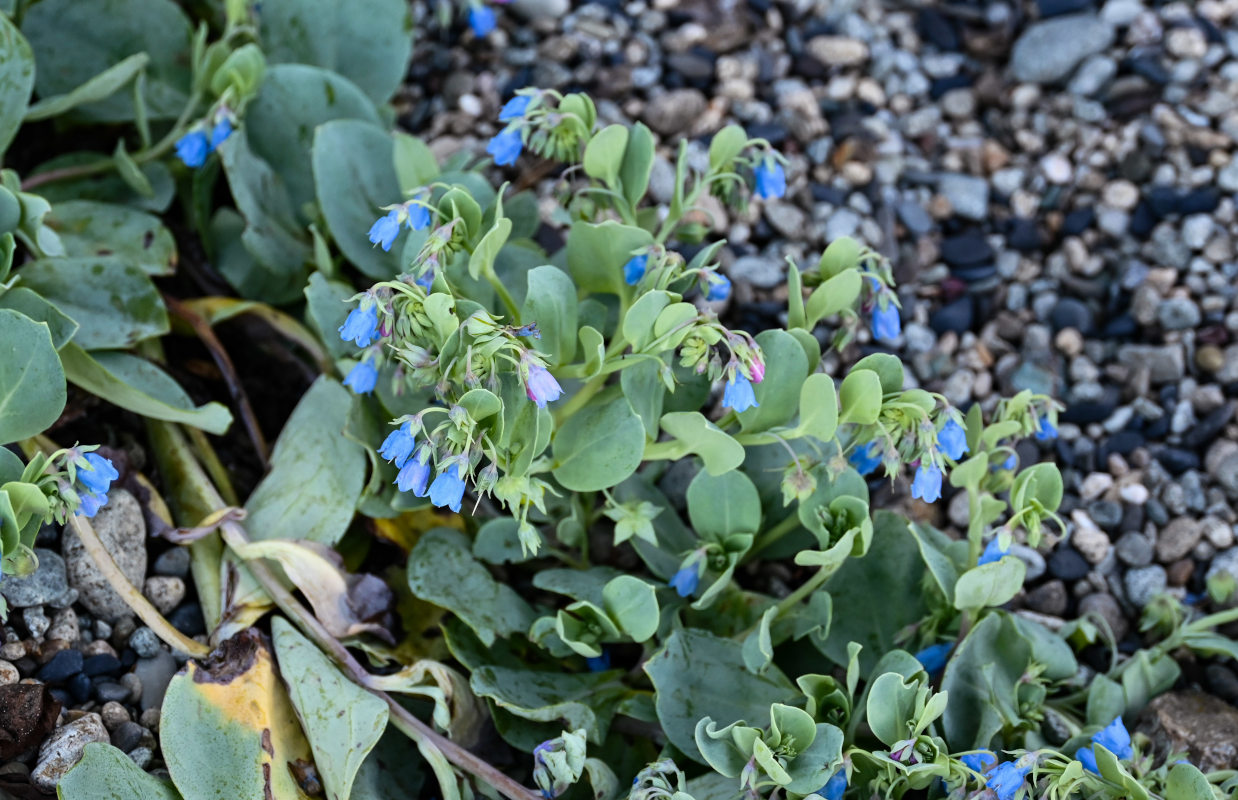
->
[669,565,699,597]
[938,419,969,461]
[209,118,233,150]
[175,130,210,168]
[586,650,611,672]
[1092,717,1133,760]
[978,537,1009,566]
[487,126,524,166]
[1075,746,1098,774]
[1035,414,1058,441]
[415,269,435,291]
[429,464,467,512]
[368,210,402,252]
[871,301,901,342]
[499,95,533,122]
[623,254,648,285]
[343,361,378,394]
[754,159,786,199]
[914,642,952,676]
[469,4,496,36]
[339,304,379,347]
[525,364,563,408]
[911,464,943,503]
[722,374,759,413]
[986,761,1031,800]
[514,323,541,338]
[960,751,996,774]
[78,453,119,495]
[395,455,432,496]
[379,422,417,468]
[705,273,731,302]
[818,769,847,800]
[848,442,883,476]
[1002,454,1017,471]
[76,491,108,518]
[407,202,432,231]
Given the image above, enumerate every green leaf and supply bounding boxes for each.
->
[1120,649,1180,712]
[244,377,365,544]
[246,64,383,219]
[578,326,605,377]
[0,13,34,155]
[865,672,919,747]
[823,513,927,674]
[408,528,536,646]
[16,257,167,349]
[552,394,645,492]
[349,728,426,800]
[837,369,883,425]
[660,411,745,476]
[644,629,796,763]
[257,0,412,104]
[45,200,176,275]
[23,52,147,122]
[583,124,629,186]
[59,344,230,434]
[565,220,652,296]
[304,273,358,359]
[622,359,666,440]
[940,614,1030,749]
[470,665,628,748]
[0,309,66,445]
[1165,763,1215,800]
[272,617,388,800]
[602,575,659,642]
[850,353,904,395]
[952,556,1026,610]
[473,518,533,565]
[215,135,311,304]
[708,125,747,172]
[313,120,403,279]
[21,0,191,122]
[805,270,862,328]
[623,291,673,352]
[906,522,961,606]
[0,286,78,349]
[33,155,175,214]
[1011,463,1064,514]
[818,236,861,279]
[393,133,440,194]
[161,631,312,800]
[687,469,760,538]
[57,742,180,800]
[1085,675,1125,727]
[739,330,810,433]
[795,373,838,441]
[468,216,512,282]
[619,122,656,209]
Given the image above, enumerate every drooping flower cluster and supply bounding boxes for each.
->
[367,197,433,253]
[176,110,235,168]
[1075,717,1133,773]
[71,450,119,518]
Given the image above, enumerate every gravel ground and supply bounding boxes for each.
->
[400,0,1238,688]
[6,0,1238,788]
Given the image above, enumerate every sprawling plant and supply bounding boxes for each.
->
[0,2,1232,800]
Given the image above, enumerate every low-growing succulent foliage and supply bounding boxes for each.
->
[0,2,1233,800]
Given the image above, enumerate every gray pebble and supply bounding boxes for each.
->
[1010,15,1115,85]
[1115,532,1154,567]
[1079,593,1129,640]
[151,547,191,579]
[1011,544,1047,582]
[128,626,162,659]
[1124,565,1168,608]
[0,548,78,609]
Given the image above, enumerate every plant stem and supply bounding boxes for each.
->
[218,519,542,800]
[484,263,521,322]
[773,564,832,616]
[67,514,211,658]
[745,513,804,563]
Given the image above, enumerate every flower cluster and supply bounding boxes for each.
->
[1074,717,1133,773]
[367,198,433,253]
[70,450,119,518]
[176,110,234,168]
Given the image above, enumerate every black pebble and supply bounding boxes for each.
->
[111,721,147,753]
[82,654,123,678]
[941,232,993,266]
[68,672,92,703]
[1036,0,1092,16]
[1061,207,1095,236]
[1048,546,1090,581]
[1154,447,1200,474]
[1205,664,1238,706]
[1101,314,1138,339]
[1087,500,1124,532]
[1182,403,1235,450]
[1180,187,1220,215]
[1049,297,1095,334]
[929,74,973,100]
[917,8,960,50]
[1099,430,1144,461]
[1146,186,1180,217]
[1128,202,1156,238]
[1007,218,1042,252]
[929,296,973,334]
[168,603,206,637]
[37,648,83,684]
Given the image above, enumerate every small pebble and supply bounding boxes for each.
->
[128,627,162,659]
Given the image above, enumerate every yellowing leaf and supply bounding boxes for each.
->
[161,629,314,800]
